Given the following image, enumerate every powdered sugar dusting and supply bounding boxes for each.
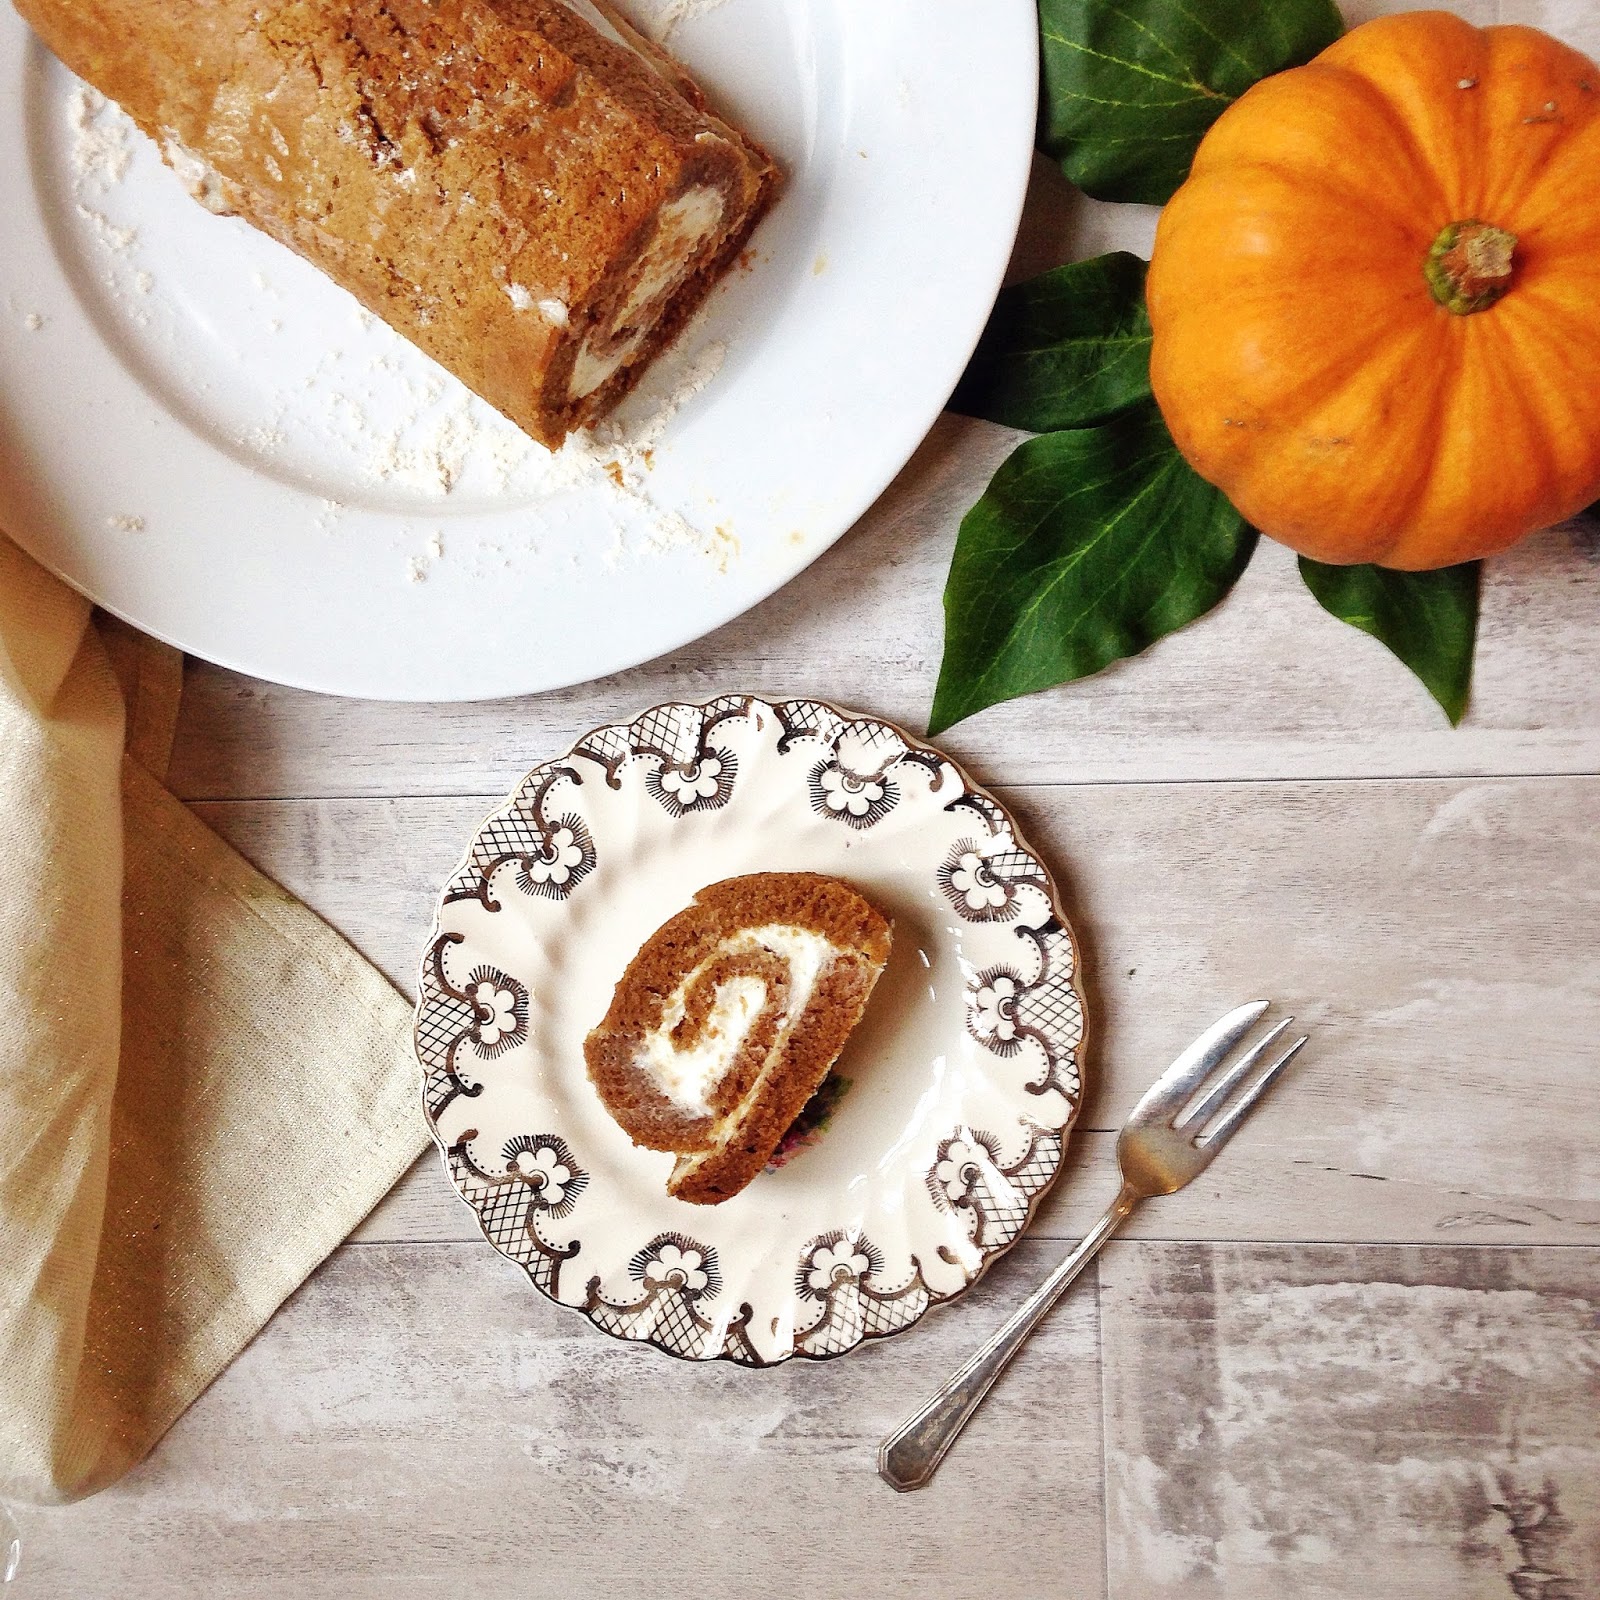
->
[512,340,732,569]
[260,311,735,580]
[74,203,138,253]
[633,0,734,43]
[291,314,732,570]
[47,70,739,584]
[67,87,144,259]
[67,86,130,189]
[61,81,161,342]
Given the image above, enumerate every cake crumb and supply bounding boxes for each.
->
[547,339,731,562]
[638,0,731,43]
[812,252,828,275]
[428,531,444,559]
[67,86,131,189]
[106,513,145,532]
[405,555,427,583]
[709,521,739,571]
[244,424,286,453]
[23,312,43,331]
[75,203,137,253]
[135,271,154,293]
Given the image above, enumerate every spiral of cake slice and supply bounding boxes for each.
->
[584,873,892,1205]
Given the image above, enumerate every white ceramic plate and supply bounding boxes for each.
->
[0,1,1037,699]
[416,698,1085,1365]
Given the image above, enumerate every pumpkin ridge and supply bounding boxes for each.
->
[1163,291,1421,440]
[1482,111,1600,239]
[1299,61,1455,213]
[1189,60,1445,211]
[1220,319,1452,564]
[1495,275,1600,367]
[1149,162,1432,336]
[1371,323,1462,567]
[1181,153,1432,236]
[1479,292,1600,521]
[1317,13,1492,219]
[1476,25,1600,222]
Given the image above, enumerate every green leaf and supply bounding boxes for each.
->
[930,400,1258,734]
[951,253,1152,432]
[1298,558,1481,726]
[1037,0,1346,205]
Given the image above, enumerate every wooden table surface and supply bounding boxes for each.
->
[15,138,1600,1597]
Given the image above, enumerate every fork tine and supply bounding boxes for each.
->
[1129,1001,1269,1125]
[1197,1035,1309,1152]
[1176,1017,1294,1132]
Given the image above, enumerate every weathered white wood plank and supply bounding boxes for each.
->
[1101,1243,1600,1599]
[11,1238,1104,1600]
[192,773,1600,1249]
[168,495,1600,801]
[1501,0,1600,59]
[33,6,1600,1591]
[355,1133,1600,1251]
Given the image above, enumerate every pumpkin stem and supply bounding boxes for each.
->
[1425,221,1518,315]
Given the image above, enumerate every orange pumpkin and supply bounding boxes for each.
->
[1147,11,1600,570]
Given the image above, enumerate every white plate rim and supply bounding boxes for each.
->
[0,2,1040,701]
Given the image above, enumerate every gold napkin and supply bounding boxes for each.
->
[0,533,427,1504]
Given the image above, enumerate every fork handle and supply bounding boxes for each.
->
[878,1183,1140,1492]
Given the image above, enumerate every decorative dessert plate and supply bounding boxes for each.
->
[0,0,1037,699]
[416,697,1086,1365]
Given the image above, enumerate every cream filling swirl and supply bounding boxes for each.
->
[633,924,839,1117]
[567,185,726,399]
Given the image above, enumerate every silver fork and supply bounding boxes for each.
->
[878,1001,1308,1492]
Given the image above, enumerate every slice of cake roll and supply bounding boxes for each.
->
[19,0,780,445]
[585,873,892,1205]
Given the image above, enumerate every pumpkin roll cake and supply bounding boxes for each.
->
[18,0,781,445]
[585,873,892,1205]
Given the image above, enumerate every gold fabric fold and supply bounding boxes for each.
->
[0,534,426,1504]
